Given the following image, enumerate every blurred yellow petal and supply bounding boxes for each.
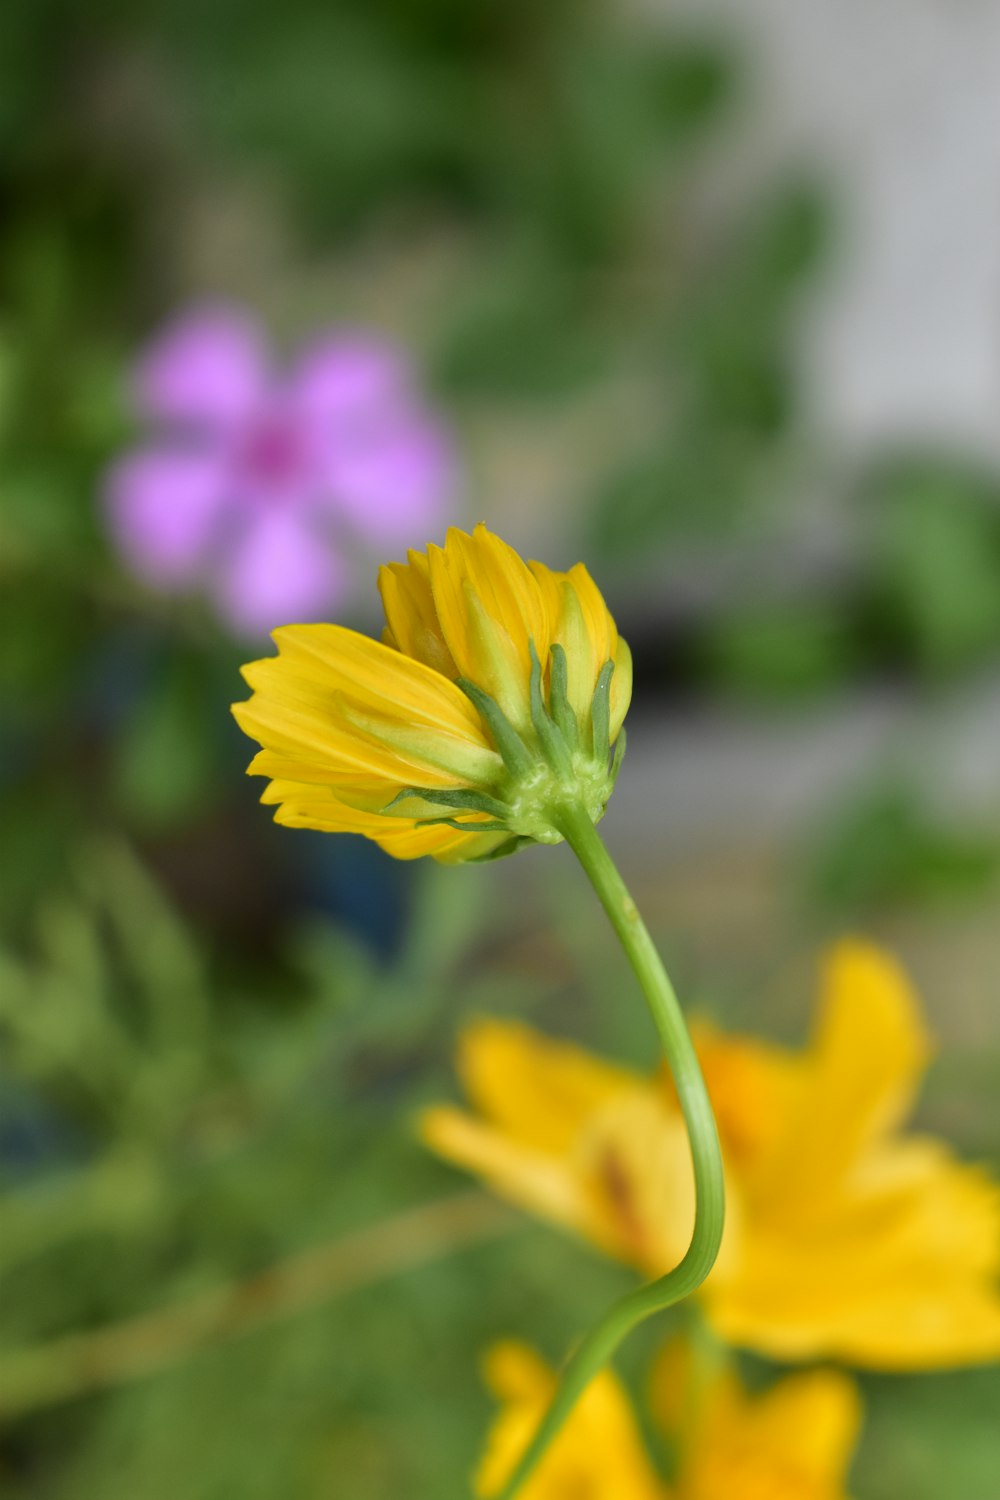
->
[707,1144,1000,1367]
[701,944,1000,1366]
[482,1340,554,1404]
[576,1090,699,1274]
[428,944,1000,1370]
[751,940,932,1211]
[455,1018,640,1151]
[424,1020,738,1275]
[686,1022,803,1176]
[476,1341,666,1500]
[421,1105,596,1240]
[676,1361,862,1500]
[476,1334,863,1500]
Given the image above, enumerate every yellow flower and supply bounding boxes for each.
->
[232,525,631,863]
[476,1341,666,1500]
[476,1336,861,1500]
[423,941,1000,1368]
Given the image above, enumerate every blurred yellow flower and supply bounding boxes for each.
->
[424,940,1000,1368]
[233,524,631,863]
[477,1336,861,1500]
[476,1340,665,1499]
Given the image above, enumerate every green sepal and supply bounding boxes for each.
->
[590,659,615,763]
[529,640,572,775]
[457,678,534,778]
[382,786,511,819]
[546,643,580,752]
[418,815,512,833]
[609,726,627,785]
[466,834,535,863]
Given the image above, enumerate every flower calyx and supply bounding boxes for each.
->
[382,642,626,860]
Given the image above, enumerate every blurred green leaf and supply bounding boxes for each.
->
[588,435,763,557]
[856,1368,1000,1500]
[865,459,1000,676]
[111,651,227,831]
[432,242,607,397]
[703,599,856,701]
[588,183,828,557]
[805,783,1000,914]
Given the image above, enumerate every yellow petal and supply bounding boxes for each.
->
[685,1022,804,1177]
[234,622,503,791]
[576,1090,702,1276]
[476,1341,666,1500]
[609,636,633,743]
[707,1143,1000,1367]
[422,1020,740,1279]
[426,526,551,726]
[700,942,1000,1368]
[234,526,630,863]
[525,558,564,640]
[563,563,618,670]
[678,1362,862,1500]
[482,1340,554,1404]
[263,782,507,863]
[378,549,458,678]
[529,561,627,739]
[420,1105,597,1240]
[453,1018,641,1153]
[551,576,596,726]
[235,694,462,789]
[264,623,486,742]
[749,940,932,1213]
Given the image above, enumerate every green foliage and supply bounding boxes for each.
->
[158,1,728,251]
[432,241,608,398]
[805,783,1000,914]
[701,598,856,701]
[589,184,830,558]
[862,458,1000,677]
[0,838,637,1499]
[856,1368,1000,1500]
[110,649,234,831]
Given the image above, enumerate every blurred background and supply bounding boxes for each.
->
[2,0,999,1495]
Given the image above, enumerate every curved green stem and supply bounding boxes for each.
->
[494,803,725,1500]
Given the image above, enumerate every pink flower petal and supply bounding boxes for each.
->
[133,305,268,431]
[214,508,344,638]
[325,414,454,540]
[289,333,410,426]
[104,446,231,588]
[287,331,456,536]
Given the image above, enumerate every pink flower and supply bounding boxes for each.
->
[105,306,454,635]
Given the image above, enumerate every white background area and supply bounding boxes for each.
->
[660,0,1000,462]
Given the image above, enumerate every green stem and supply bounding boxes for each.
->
[494,803,725,1500]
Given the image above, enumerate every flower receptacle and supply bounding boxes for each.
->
[378,641,626,858]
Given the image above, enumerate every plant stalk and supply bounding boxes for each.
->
[494,803,725,1499]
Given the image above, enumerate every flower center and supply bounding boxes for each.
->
[237,414,308,492]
